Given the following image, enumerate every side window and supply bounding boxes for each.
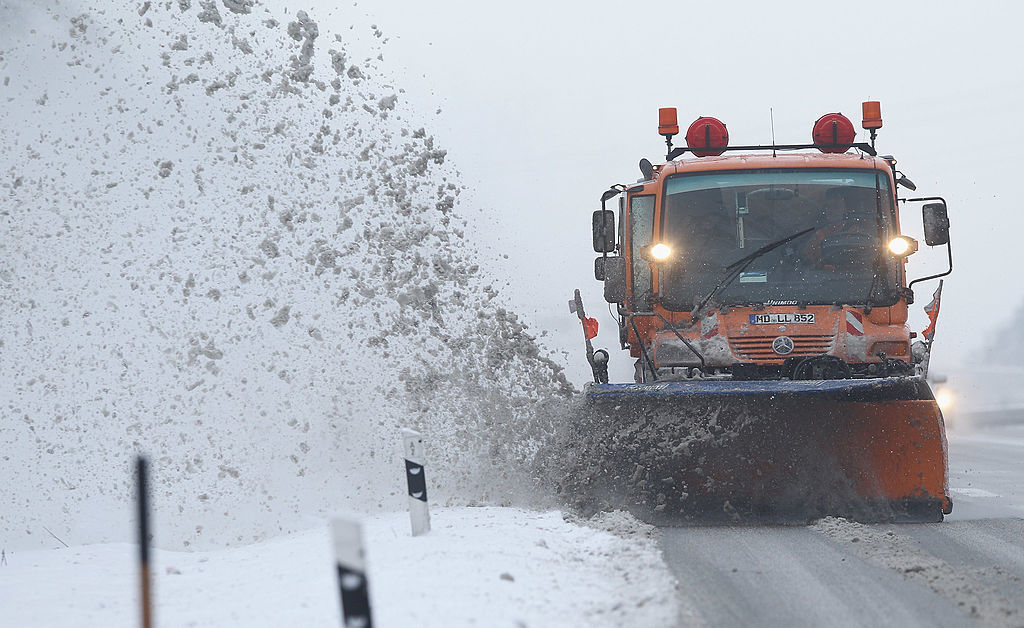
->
[629,195,655,310]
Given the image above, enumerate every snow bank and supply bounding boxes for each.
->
[0,2,574,551]
[0,507,682,627]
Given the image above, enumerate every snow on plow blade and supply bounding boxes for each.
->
[559,376,950,523]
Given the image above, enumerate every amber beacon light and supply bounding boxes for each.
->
[862,101,883,129]
[658,108,679,136]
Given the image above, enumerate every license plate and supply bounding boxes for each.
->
[749,313,816,325]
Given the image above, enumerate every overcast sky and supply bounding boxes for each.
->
[294,0,1024,382]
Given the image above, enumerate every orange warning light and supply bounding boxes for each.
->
[659,108,679,136]
[862,101,883,130]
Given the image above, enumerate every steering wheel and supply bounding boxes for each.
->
[818,231,875,269]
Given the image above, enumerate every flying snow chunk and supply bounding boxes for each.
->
[221,0,254,14]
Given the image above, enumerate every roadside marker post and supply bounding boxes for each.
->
[331,518,373,628]
[401,428,430,536]
[136,456,154,628]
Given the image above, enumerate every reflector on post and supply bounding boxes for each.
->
[685,116,729,157]
[658,108,679,136]
[812,113,855,153]
[862,101,883,129]
[402,428,430,537]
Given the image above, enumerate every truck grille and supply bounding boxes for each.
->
[728,335,835,362]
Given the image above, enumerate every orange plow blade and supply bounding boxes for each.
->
[836,399,950,516]
[555,376,950,523]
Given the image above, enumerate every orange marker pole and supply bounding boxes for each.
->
[137,456,153,628]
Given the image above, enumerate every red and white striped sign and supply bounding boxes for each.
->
[846,310,864,336]
[701,313,719,339]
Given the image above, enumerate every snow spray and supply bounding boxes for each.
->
[0,1,573,550]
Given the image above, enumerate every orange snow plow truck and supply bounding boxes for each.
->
[567,102,954,522]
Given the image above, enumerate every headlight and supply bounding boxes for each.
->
[935,388,953,411]
[888,236,918,257]
[650,243,672,261]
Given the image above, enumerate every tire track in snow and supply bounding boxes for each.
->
[660,525,963,627]
[898,519,1024,620]
[812,517,1022,626]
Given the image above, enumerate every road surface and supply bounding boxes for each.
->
[660,421,1024,627]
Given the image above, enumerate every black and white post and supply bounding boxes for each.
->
[402,428,430,536]
[331,518,373,628]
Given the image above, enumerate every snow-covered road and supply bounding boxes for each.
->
[658,421,1024,627]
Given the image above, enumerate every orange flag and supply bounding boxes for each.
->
[922,280,943,342]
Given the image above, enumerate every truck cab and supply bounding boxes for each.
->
[592,106,952,383]
[572,103,954,522]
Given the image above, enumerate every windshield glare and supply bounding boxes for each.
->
[659,169,897,310]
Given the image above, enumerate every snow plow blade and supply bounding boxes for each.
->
[559,376,950,524]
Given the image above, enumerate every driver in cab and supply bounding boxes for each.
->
[803,188,873,268]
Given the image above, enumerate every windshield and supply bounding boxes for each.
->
[659,169,897,310]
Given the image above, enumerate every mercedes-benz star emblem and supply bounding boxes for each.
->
[772,336,795,355]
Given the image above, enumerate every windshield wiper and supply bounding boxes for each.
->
[863,255,897,311]
[690,227,814,318]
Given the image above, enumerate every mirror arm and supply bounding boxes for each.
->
[601,197,608,261]
[628,314,659,382]
[908,239,953,292]
[904,196,953,292]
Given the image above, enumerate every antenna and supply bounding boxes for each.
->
[770,107,776,157]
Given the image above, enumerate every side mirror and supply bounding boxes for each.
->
[907,196,953,292]
[602,256,626,303]
[922,202,950,246]
[896,175,917,191]
[594,256,606,280]
[592,210,616,253]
